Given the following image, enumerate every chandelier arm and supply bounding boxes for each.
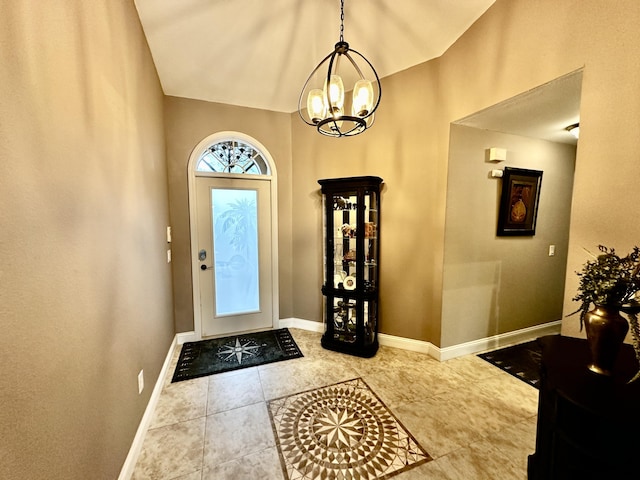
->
[347,48,382,115]
[325,50,339,87]
[305,51,336,82]
[342,51,366,80]
[297,51,336,125]
[323,50,342,116]
[317,116,366,137]
[347,48,382,85]
[340,120,364,136]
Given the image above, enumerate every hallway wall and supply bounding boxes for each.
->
[442,125,576,347]
[0,1,174,479]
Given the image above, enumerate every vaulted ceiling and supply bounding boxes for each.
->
[134,0,582,144]
[134,0,496,113]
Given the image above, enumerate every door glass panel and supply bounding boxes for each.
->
[212,188,259,316]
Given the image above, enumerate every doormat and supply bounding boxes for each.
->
[267,378,432,480]
[171,328,303,382]
[478,340,542,389]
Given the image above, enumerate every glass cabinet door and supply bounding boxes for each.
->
[363,188,378,293]
[330,190,359,292]
[330,297,357,344]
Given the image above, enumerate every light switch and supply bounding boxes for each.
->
[167,249,172,263]
[166,226,172,243]
[548,245,556,257]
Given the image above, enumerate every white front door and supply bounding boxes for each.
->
[196,176,274,337]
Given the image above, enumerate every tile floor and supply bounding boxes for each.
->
[132,328,539,480]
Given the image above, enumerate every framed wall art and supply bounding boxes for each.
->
[497,167,543,236]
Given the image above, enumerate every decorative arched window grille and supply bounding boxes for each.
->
[195,139,270,175]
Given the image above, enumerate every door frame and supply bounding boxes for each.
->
[187,131,279,340]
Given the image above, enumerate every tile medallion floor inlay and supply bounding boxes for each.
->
[267,377,432,480]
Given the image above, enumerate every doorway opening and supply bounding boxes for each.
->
[441,69,582,350]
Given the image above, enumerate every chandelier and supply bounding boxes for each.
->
[298,0,382,138]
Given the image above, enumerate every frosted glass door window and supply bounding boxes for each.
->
[212,188,259,315]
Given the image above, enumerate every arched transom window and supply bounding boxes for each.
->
[195,139,270,175]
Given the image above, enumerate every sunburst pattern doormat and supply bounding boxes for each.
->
[267,378,431,480]
[478,340,542,389]
[171,328,303,382]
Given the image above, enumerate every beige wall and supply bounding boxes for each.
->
[289,0,640,346]
[443,125,576,347]
[163,96,293,333]
[0,1,173,479]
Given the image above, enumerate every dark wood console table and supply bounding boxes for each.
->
[528,335,640,479]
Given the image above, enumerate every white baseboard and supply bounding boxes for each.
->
[285,317,561,362]
[433,320,562,361]
[118,335,178,480]
[176,331,197,344]
[279,317,325,333]
[378,332,434,355]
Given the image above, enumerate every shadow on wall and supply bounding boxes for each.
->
[442,260,502,343]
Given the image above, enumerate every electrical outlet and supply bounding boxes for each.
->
[167,249,172,263]
[138,370,144,394]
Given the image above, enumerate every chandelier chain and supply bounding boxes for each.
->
[339,0,345,42]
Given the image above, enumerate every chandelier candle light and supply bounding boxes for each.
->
[298,0,382,137]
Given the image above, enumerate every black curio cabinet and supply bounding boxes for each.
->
[318,176,382,357]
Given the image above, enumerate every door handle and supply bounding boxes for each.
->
[200,264,213,271]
